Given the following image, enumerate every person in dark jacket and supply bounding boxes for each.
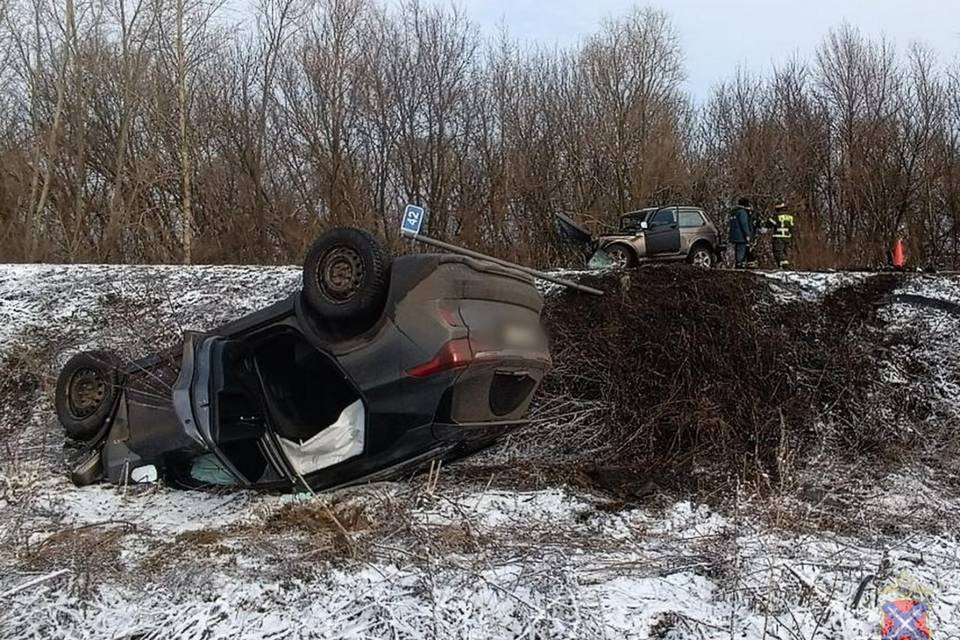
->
[728,198,754,269]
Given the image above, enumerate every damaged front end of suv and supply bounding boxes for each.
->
[56,227,551,492]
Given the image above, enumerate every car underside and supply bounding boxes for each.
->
[57,229,551,492]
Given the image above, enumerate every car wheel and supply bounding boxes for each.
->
[606,245,635,268]
[302,227,391,327]
[55,350,122,441]
[687,245,714,269]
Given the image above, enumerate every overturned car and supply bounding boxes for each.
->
[56,228,550,491]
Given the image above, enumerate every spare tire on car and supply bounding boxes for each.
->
[55,350,122,441]
[302,227,392,331]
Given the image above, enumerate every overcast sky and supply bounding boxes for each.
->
[451,0,960,100]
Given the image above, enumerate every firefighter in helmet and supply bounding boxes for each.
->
[768,201,795,269]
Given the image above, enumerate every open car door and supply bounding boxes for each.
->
[176,334,290,487]
[182,330,372,488]
[644,207,682,255]
[246,329,367,484]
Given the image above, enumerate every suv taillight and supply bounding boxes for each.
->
[407,338,475,378]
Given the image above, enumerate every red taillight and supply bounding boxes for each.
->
[407,338,474,378]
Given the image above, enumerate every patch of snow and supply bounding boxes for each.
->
[587,572,723,638]
[760,270,868,302]
[5,491,960,639]
[896,273,960,302]
[879,276,960,424]
[647,500,730,538]
[4,264,960,639]
[417,488,594,530]
[42,481,262,534]
[0,263,300,360]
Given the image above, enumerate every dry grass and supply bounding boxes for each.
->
[22,523,133,573]
[264,501,370,536]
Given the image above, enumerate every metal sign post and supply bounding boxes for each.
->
[400,204,603,296]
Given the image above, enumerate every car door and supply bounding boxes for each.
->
[644,207,681,255]
[178,333,292,487]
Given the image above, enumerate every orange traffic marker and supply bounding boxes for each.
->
[892,239,907,269]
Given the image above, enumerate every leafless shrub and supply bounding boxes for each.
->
[492,270,918,504]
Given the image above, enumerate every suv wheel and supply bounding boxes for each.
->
[606,245,635,268]
[302,227,391,329]
[687,246,714,269]
[55,350,122,441]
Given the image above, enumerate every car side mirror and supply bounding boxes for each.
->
[640,221,649,230]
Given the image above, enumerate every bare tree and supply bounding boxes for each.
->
[1,1,959,269]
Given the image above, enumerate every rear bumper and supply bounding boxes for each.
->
[436,358,548,425]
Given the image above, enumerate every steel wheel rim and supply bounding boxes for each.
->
[318,246,365,303]
[608,247,630,267]
[67,367,107,419]
[692,250,712,269]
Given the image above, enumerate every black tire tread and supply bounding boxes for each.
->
[55,350,122,441]
[301,227,392,331]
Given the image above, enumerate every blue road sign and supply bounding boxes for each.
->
[401,205,425,237]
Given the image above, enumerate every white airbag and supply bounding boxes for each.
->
[278,400,365,475]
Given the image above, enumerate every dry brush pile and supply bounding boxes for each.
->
[504,269,922,497]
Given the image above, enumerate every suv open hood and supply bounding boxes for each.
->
[555,211,594,249]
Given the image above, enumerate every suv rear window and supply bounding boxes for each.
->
[679,209,706,228]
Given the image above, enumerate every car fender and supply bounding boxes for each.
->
[688,238,714,255]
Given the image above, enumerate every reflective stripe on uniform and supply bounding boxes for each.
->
[772,213,794,239]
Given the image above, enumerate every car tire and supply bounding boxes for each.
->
[606,244,635,268]
[302,227,391,327]
[55,350,122,441]
[687,245,714,269]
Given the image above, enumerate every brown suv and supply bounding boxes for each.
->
[557,207,725,269]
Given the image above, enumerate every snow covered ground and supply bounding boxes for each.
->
[1,265,960,639]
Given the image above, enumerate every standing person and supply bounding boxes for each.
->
[746,206,767,268]
[728,198,754,269]
[769,201,795,269]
